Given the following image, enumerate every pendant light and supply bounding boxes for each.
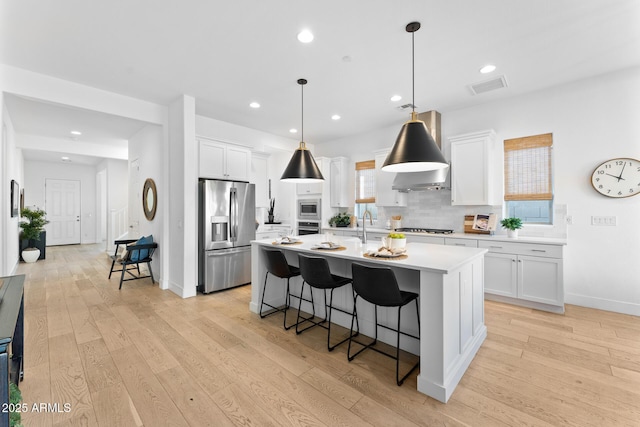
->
[281,78,325,182]
[382,22,448,173]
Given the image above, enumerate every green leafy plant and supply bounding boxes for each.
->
[328,212,351,227]
[9,382,23,427]
[500,217,523,231]
[388,232,405,239]
[19,207,49,248]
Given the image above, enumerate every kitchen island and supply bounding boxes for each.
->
[250,234,487,403]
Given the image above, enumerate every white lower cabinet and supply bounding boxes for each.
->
[406,235,445,245]
[445,237,478,248]
[518,255,563,306]
[479,240,564,312]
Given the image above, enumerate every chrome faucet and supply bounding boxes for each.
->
[361,210,373,243]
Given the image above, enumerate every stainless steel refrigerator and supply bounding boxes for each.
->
[199,179,256,293]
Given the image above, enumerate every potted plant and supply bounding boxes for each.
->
[9,382,22,427]
[383,232,406,249]
[19,206,49,263]
[328,212,351,227]
[267,198,275,223]
[501,217,522,238]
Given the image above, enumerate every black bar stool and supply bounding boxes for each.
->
[260,248,301,330]
[348,262,420,386]
[294,254,359,351]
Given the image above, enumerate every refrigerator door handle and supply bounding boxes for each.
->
[230,187,238,242]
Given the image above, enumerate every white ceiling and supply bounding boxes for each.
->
[1,0,639,164]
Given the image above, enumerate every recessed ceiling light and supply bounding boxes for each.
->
[61,156,71,162]
[249,102,260,109]
[297,29,314,43]
[289,128,298,133]
[390,95,402,102]
[480,64,496,74]
[331,115,341,121]
[70,130,82,135]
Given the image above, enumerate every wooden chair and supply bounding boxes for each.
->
[108,238,158,289]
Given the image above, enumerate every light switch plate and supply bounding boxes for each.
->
[591,216,616,226]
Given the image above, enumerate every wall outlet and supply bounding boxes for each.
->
[566,215,573,225]
[591,216,617,226]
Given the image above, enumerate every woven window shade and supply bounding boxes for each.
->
[355,160,375,203]
[504,133,553,201]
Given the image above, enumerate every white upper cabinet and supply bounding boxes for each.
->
[296,156,327,195]
[449,130,501,206]
[374,150,407,207]
[296,181,323,195]
[251,152,270,208]
[199,139,251,181]
[330,157,350,208]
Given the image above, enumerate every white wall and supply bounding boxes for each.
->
[1,100,23,274]
[168,96,197,297]
[128,124,164,287]
[319,67,640,315]
[24,160,100,244]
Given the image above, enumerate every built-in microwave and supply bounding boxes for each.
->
[298,198,321,220]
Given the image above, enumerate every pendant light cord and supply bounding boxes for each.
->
[412,29,415,115]
[301,83,304,143]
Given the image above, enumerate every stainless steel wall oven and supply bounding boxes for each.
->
[297,221,320,235]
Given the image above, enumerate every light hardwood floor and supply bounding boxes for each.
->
[14,244,640,426]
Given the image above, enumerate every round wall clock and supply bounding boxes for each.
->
[591,158,640,198]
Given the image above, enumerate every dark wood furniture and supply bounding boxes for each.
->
[108,239,158,289]
[0,275,25,427]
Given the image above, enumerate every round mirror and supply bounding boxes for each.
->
[142,178,157,221]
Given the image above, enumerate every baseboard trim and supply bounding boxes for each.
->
[565,293,640,316]
[167,280,197,298]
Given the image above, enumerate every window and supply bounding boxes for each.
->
[354,160,377,220]
[504,133,553,224]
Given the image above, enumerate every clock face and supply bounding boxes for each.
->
[591,158,640,198]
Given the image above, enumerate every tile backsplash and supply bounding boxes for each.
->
[378,190,567,239]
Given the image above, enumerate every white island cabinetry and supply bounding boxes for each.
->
[250,235,487,403]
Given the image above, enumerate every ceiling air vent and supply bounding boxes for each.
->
[397,103,417,112]
[468,75,508,95]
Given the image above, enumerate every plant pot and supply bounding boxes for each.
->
[336,224,349,227]
[382,237,406,249]
[507,229,519,239]
[267,215,274,223]
[22,248,41,263]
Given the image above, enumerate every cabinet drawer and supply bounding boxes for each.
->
[407,235,445,245]
[478,241,563,258]
[445,238,478,248]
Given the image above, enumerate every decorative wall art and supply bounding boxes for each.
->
[10,180,19,217]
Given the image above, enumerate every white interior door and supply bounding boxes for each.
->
[45,179,81,245]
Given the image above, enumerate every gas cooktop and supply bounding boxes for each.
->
[395,227,454,234]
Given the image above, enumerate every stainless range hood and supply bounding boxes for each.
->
[392,165,450,192]
[391,110,449,192]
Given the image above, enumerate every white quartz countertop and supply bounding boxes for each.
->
[252,234,487,274]
[322,226,567,245]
